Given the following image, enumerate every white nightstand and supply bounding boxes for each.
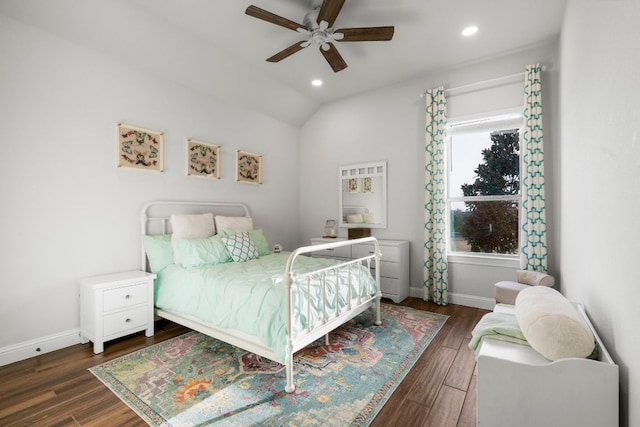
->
[79,270,155,353]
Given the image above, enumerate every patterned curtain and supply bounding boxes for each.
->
[520,64,548,271]
[424,87,449,305]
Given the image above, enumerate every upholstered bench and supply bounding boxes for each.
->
[494,269,555,305]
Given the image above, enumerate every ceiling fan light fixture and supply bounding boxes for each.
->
[245,1,394,73]
[462,25,478,37]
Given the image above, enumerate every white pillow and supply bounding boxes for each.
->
[362,212,375,223]
[515,286,595,361]
[215,215,253,231]
[346,213,363,223]
[170,213,215,264]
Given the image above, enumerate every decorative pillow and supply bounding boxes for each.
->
[170,213,215,264]
[346,213,364,223]
[220,228,270,256]
[222,232,259,263]
[362,212,375,223]
[214,215,254,232]
[142,234,174,273]
[515,286,595,361]
[174,235,231,268]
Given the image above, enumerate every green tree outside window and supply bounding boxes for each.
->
[458,129,520,254]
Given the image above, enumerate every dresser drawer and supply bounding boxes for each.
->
[352,244,401,262]
[312,245,352,259]
[380,261,402,279]
[103,283,148,312]
[103,306,148,337]
[380,277,399,295]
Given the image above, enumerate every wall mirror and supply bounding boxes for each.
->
[338,161,387,229]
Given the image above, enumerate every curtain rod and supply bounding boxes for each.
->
[420,64,548,99]
[444,71,525,96]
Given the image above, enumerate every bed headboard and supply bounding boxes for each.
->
[140,200,251,270]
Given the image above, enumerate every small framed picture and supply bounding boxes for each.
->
[236,150,262,184]
[363,177,374,193]
[347,178,361,193]
[186,139,220,179]
[116,123,163,172]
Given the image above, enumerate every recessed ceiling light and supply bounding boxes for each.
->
[311,79,323,87]
[462,26,478,37]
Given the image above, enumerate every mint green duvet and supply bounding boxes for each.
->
[154,254,376,362]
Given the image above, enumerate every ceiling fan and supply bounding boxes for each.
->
[245,0,394,72]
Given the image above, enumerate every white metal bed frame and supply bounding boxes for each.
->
[140,200,381,392]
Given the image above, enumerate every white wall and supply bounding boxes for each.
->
[561,2,640,426]
[299,41,561,306]
[0,17,300,355]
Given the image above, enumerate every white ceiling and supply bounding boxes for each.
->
[0,0,566,125]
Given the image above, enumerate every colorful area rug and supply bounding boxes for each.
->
[90,304,447,426]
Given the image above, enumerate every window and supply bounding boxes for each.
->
[447,113,522,257]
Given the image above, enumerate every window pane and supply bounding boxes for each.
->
[449,129,520,197]
[449,131,492,197]
[450,200,519,254]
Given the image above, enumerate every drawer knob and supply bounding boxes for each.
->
[125,318,131,323]
[125,294,131,299]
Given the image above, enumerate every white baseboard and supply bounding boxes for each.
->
[448,293,495,310]
[409,287,495,310]
[0,329,81,367]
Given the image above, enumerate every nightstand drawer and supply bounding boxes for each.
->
[103,306,148,336]
[103,283,147,312]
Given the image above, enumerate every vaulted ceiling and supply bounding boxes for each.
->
[0,0,566,125]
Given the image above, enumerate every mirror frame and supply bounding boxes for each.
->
[338,160,387,229]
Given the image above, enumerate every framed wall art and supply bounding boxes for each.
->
[186,139,220,179]
[116,122,163,172]
[363,177,374,193]
[347,178,361,193]
[236,150,262,184]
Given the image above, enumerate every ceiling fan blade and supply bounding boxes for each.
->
[266,42,307,63]
[320,43,348,72]
[245,5,304,31]
[317,0,345,28]
[336,26,395,42]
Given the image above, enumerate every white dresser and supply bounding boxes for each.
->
[79,270,155,353]
[310,237,410,303]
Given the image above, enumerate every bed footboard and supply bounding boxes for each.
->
[282,237,381,392]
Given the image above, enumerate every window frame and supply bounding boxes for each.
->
[445,109,523,267]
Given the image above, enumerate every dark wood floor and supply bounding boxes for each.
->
[0,298,488,426]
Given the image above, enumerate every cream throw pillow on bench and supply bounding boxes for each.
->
[515,286,595,361]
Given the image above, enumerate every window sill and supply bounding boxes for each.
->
[447,253,520,268]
